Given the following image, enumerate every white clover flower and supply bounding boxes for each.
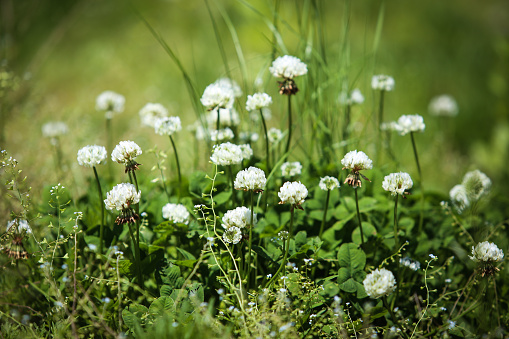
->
[268,128,284,143]
[338,88,364,106]
[77,145,107,167]
[341,150,373,172]
[6,219,31,234]
[210,142,243,166]
[278,181,308,206]
[214,77,242,98]
[239,132,259,143]
[139,103,169,128]
[96,91,125,119]
[154,116,182,136]
[223,226,242,244]
[382,172,413,196]
[470,241,504,262]
[111,141,142,168]
[234,166,266,191]
[200,83,234,110]
[429,95,458,117]
[104,183,141,211]
[207,108,240,127]
[281,161,302,177]
[371,75,395,91]
[246,93,272,111]
[461,169,491,201]
[188,121,208,141]
[394,114,425,136]
[363,268,397,299]
[270,55,308,79]
[319,176,340,191]
[222,206,256,229]
[449,184,469,213]
[162,203,190,225]
[210,128,234,142]
[250,108,272,123]
[380,121,398,132]
[239,144,253,160]
[42,121,68,139]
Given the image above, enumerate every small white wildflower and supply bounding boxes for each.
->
[363,268,397,299]
[399,257,421,271]
[429,254,437,259]
[234,166,266,192]
[281,161,302,177]
[371,75,395,91]
[267,128,283,143]
[222,226,242,244]
[341,150,373,171]
[104,183,141,211]
[6,219,31,234]
[303,258,314,266]
[222,207,256,229]
[77,145,107,167]
[382,172,413,196]
[96,91,125,118]
[278,181,308,206]
[319,176,340,191]
[139,103,168,128]
[207,108,240,127]
[449,184,470,213]
[239,144,253,160]
[270,55,308,79]
[470,241,504,262]
[162,203,190,224]
[88,244,97,251]
[210,127,234,142]
[111,141,142,168]
[429,95,458,117]
[338,88,364,105]
[210,142,243,166]
[246,93,272,111]
[214,77,242,98]
[394,114,425,136]
[42,121,68,139]
[445,279,452,283]
[448,320,456,329]
[154,116,182,136]
[380,121,398,132]
[239,131,259,143]
[266,274,272,278]
[200,83,234,110]
[461,169,491,201]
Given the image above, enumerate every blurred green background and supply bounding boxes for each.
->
[1,0,508,208]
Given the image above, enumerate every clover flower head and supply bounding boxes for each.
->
[6,219,32,234]
[278,181,308,207]
[42,121,68,139]
[281,161,302,177]
[270,55,308,79]
[214,77,242,98]
[207,108,240,127]
[96,91,125,118]
[200,83,235,110]
[461,169,491,201]
[162,203,190,225]
[394,114,425,135]
[239,144,253,160]
[223,226,242,244]
[449,184,469,213]
[246,93,273,111]
[380,121,398,132]
[319,176,340,191]
[77,145,107,167]
[155,116,182,136]
[210,142,243,166]
[338,88,364,106]
[363,268,397,299]
[470,241,504,263]
[268,128,284,143]
[222,206,256,229]
[239,132,259,143]
[234,166,266,192]
[104,183,141,224]
[341,150,373,172]
[429,95,458,117]
[139,103,169,128]
[371,75,395,91]
[111,141,142,171]
[210,128,234,142]
[382,172,413,196]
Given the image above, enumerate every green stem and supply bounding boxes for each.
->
[354,188,364,245]
[260,108,270,173]
[169,135,182,201]
[131,171,142,286]
[343,104,351,156]
[106,118,113,181]
[93,166,105,254]
[377,90,385,163]
[319,190,331,240]
[228,165,236,207]
[127,222,142,285]
[285,95,292,154]
[410,132,424,232]
[216,108,220,133]
[246,191,255,289]
[266,206,295,287]
[393,194,399,251]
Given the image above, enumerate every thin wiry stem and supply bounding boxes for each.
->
[319,190,331,240]
[393,194,399,250]
[354,188,364,245]
[246,191,255,290]
[285,94,293,154]
[410,132,424,232]
[93,166,105,254]
[260,108,270,173]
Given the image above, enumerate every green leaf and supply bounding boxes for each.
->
[118,259,133,276]
[351,222,377,244]
[122,309,139,331]
[160,285,173,297]
[177,247,196,260]
[336,243,367,296]
[213,191,232,206]
[149,296,175,317]
[339,278,357,293]
[252,245,277,264]
[294,231,307,249]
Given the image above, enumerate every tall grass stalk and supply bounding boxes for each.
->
[285,95,293,154]
[168,135,182,198]
[93,166,105,254]
[410,131,424,231]
[260,108,270,173]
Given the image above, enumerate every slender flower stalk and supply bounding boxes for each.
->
[169,135,182,185]
[260,109,270,172]
[318,176,340,239]
[372,75,394,160]
[354,188,364,245]
[93,166,105,254]
[286,95,292,154]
